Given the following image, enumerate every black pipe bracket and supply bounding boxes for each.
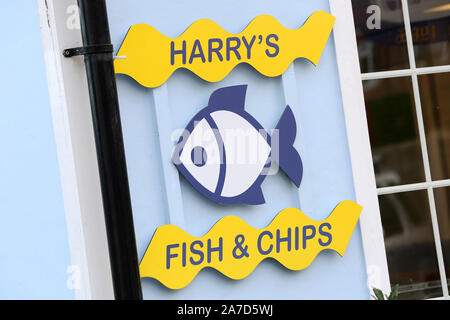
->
[62,44,114,58]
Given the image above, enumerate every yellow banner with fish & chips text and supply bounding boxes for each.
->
[139,201,362,289]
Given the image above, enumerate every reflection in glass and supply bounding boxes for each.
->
[352,0,410,73]
[379,190,442,299]
[363,77,425,187]
[433,187,450,293]
[418,72,450,181]
[408,0,450,67]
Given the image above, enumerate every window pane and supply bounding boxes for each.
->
[363,77,425,187]
[352,0,410,73]
[379,190,443,299]
[418,72,450,181]
[433,186,450,293]
[408,0,450,68]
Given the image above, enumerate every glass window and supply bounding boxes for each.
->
[352,0,410,73]
[419,72,450,181]
[363,77,425,187]
[433,186,450,294]
[379,190,442,299]
[408,0,450,67]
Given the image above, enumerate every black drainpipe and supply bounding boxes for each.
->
[65,0,142,299]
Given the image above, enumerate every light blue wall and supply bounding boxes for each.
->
[0,3,73,299]
[107,0,370,299]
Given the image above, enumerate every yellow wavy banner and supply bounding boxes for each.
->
[114,11,336,88]
[140,200,362,289]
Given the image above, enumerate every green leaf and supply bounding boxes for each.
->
[388,284,399,300]
[372,288,385,300]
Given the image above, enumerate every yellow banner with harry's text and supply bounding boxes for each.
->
[114,11,336,88]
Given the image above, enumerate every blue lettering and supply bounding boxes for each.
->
[302,225,316,249]
[207,238,223,263]
[170,40,186,65]
[166,244,179,269]
[257,231,273,255]
[182,242,187,267]
[242,35,256,59]
[318,223,332,246]
[208,38,223,62]
[189,39,206,64]
[190,240,204,265]
[276,228,292,253]
[265,34,279,58]
[226,37,241,61]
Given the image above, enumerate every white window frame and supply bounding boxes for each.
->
[39,0,394,299]
[334,0,450,300]
[330,0,391,296]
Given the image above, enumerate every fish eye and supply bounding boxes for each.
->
[191,146,207,167]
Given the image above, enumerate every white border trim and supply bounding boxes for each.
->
[378,179,450,195]
[361,65,450,80]
[37,0,114,299]
[329,0,391,295]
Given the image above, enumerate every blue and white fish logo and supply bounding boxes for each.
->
[172,85,302,205]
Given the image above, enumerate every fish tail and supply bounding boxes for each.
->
[273,106,303,187]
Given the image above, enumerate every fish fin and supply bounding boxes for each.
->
[273,106,303,187]
[208,85,247,111]
[243,186,265,205]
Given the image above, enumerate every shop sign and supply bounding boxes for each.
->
[115,11,363,289]
[114,11,336,88]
